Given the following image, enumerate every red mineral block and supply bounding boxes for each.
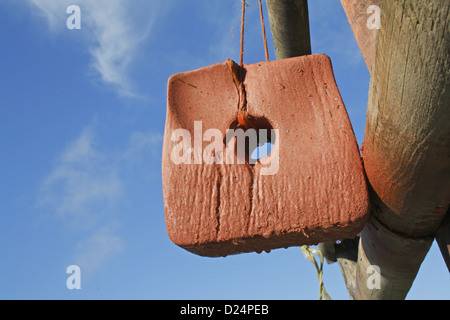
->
[162,54,369,257]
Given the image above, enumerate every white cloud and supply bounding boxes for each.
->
[37,126,124,277]
[28,0,163,97]
[38,127,122,227]
[29,0,63,29]
[38,126,163,222]
[123,131,163,162]
[74,222,125,277]
[37,125,163,276]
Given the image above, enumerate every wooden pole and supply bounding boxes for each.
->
[340,0,380,72]
[266,0,311,58]
[435,211,450,272]
[356,0,450,299]
[319,238,360,300]
[267,0,449,299]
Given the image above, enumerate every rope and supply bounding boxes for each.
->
[239,0,246,66]
[228,0,268,129]
[258,0,270,61]
[301,245,332,300]
[235,5,329,300]
[226,59,254,129]
[240,0,270,64]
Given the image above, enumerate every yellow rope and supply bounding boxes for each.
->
[301,245,332,300]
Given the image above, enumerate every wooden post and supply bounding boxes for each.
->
[319,237,360,300]
[340,0,380,72]
[267,0,449,299]
[266,0,311,58]
[356,0,450,299]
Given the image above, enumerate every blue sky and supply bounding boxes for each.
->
[0,0,447,300]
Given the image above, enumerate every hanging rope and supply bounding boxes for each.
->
[226,0,252,129]
[226,58,252,129]
[258,0,270,62]
[227,0,270,129]
[301,245,332,300]
[239,0,247,66]
[240,0,270,64]
[231,5,329,299]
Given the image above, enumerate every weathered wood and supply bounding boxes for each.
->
[356,217,433,300]
[340,0,380,72]
[356,0,450,299]
[335,0,380,298]
[319,237,360,300]
[363,0,449,237]
[266,0,311,59]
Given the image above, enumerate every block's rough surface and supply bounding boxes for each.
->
[162,54,369,257]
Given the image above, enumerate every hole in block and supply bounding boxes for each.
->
[225,116,276,165]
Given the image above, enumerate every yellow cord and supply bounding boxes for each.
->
[301,245,332,300]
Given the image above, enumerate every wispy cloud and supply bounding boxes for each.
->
[38,127,122,227]
[123,131,163,163]
[28,0,163,97]
[37,124,162,275]
[74,222,125,278]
